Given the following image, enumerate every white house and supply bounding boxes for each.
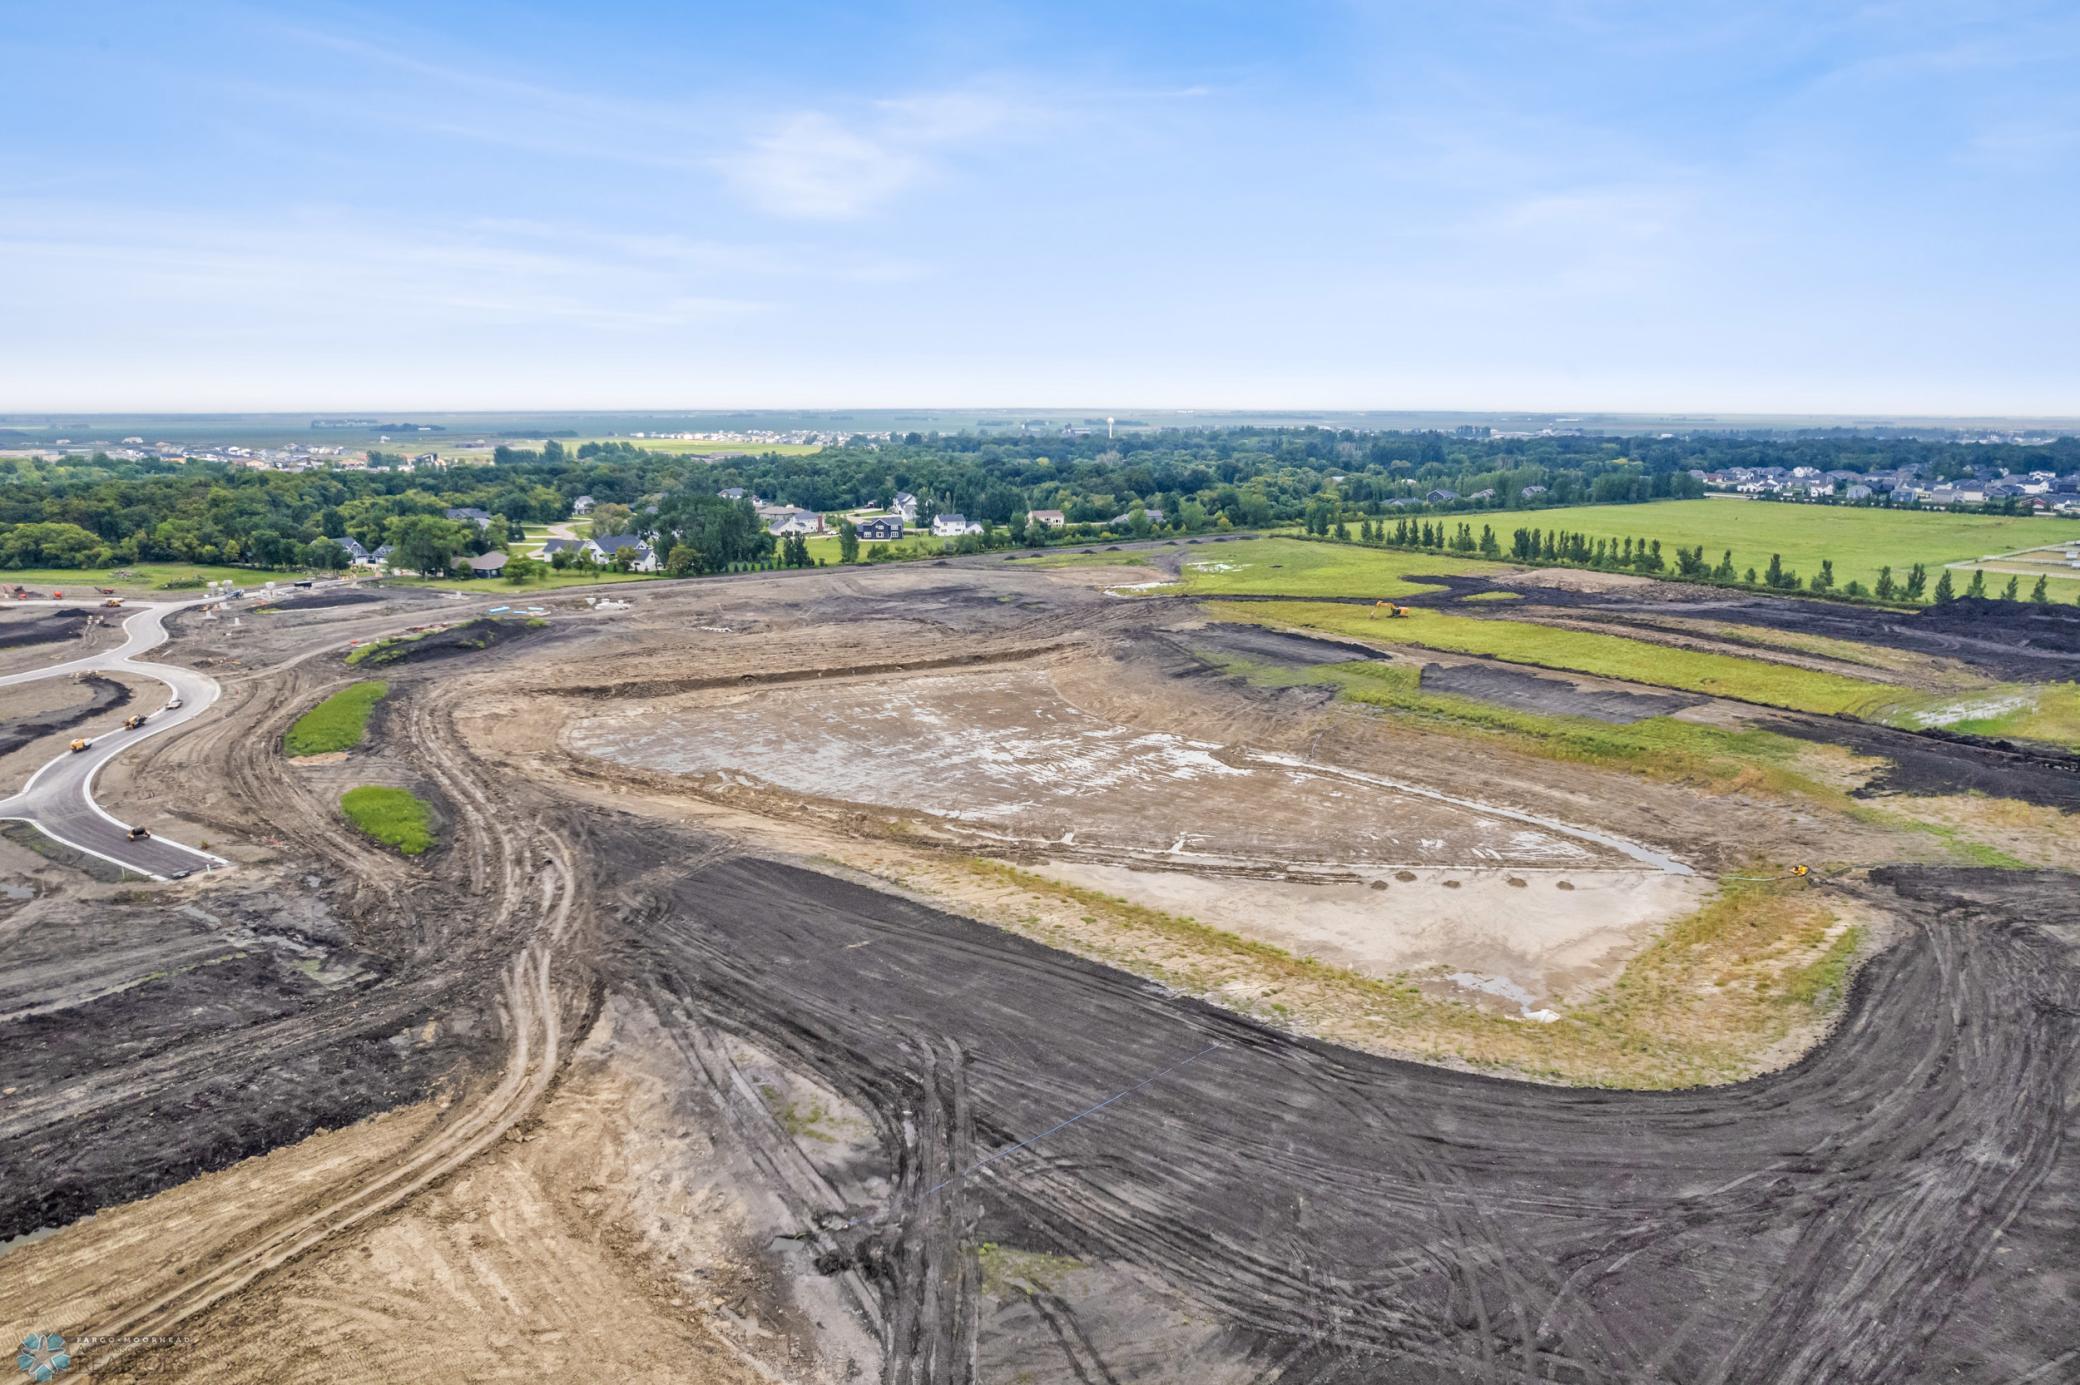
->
[1028,509,1066,528]
[766,508,825,536]
[585,533,659,571]
[892,492,920,523]
[932,513,982,537]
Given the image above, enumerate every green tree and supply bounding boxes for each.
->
[1904,563,1928,601]
[2030,575,2050,603]
[664,544,701,576]
[1966,569,1986,598]
[1874,565,1895,600]
[385,514,476,577]
[1934,569,1956,602]
[2001,574,2020,601]
[1809,559,1835,593]
[838,519,860,564]
[502,556,545,585]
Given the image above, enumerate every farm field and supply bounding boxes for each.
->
[1515,498,2080,592]
[1173,536,1509,597]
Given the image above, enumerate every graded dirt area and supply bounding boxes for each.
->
[2,555,2076,1384]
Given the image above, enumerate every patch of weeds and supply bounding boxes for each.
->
[283,680,388,756]
[339,785,436,856]
[977,1243,1085,1297]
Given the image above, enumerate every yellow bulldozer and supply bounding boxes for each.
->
[1370,601,1410,619]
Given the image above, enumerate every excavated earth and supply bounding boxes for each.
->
[0,557,2074,1384]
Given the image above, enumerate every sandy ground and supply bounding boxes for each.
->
[71,997,874,1385]
[1032,861,1711,1011]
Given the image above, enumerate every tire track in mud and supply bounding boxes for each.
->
[600,840,2078,1384]
[64,652,600,1373]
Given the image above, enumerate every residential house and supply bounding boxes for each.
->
[458,551,509,577]
[1519,485,1548,499]
[765,508,825,536]
[855,516,904,541]
[538,538,585,560]
[1466,488,1497,501]
[932,513,982,537]
[718,487,765,506]
[1108,508,1165,526]
[1028,509,1066,528]
[572,495,595,515]
[334,536,372,565]
[1425,489,1459,503]
[1843,484,1873,501]
[586,533,659,571]
[370,544,397,570]
[891,492,920,523]
[445,506,493,529]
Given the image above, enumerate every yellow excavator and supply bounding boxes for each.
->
[1371,601,1410,619]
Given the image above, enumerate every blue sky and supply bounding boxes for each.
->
[3,1,2076,413]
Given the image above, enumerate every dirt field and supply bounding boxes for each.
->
[1,554,2075,1383]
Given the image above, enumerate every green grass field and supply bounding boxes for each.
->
[1512,499,2080,592]
[1173,537,1509,598]
[339,785,436,856]
[283,681,388,756]
[0,562,279,593]
[1212,600,1906,716]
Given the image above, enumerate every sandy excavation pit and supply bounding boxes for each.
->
[570,665,1655,873]
[568,661,1709,1004]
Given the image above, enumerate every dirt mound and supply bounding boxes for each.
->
[255,589,383,612]
[1421,661,1705,724]
[0,609,93,649]
[1179,623,1386,668]
[1766,716,2080,809]
[349,617,542,668]
[0,672,131,756]
[1915,596,2080,654]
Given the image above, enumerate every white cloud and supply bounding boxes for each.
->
[716,88,1038,219]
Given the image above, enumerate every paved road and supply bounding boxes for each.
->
[0,601,226,879]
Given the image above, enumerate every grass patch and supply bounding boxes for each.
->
[1511,498,2080,594]
[339,786,436,856]
[962,860,1862,1088]
[977,1244,1085,1297]
[1211,601,1903,716]
[1172,536,1506,598]
[1459,589,1522,602]
[283,680,388,756]
[0,563,278,593]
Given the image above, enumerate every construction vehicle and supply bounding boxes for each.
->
[1370,601,1411,619]
[95,587,116,596]
[126,826,151,841]
[70,738,91,753]
[1791,864,1811,878]
[102,597,123,609]
[124,713,147,730]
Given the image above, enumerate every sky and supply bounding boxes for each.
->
[2,1,2076,415]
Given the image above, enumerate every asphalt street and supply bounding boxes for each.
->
[0,600,225,879]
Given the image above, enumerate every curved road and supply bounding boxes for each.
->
[0,601,227,879]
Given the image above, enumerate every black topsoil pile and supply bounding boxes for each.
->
[0,673,131,757]
[349,616,543,668]
[0,609,95,649]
